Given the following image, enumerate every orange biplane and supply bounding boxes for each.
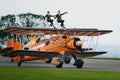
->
[1,27,112,68]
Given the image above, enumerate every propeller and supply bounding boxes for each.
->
[74,38,84,54]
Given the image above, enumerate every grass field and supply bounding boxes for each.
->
[0,67,120,80]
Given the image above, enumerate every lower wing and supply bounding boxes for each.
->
[77,51,106,58]
[7,50,59,58]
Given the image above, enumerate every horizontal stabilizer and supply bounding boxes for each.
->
[1,47,13,57]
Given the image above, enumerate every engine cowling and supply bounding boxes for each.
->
[65,38,82,50]
[74,38,82,51]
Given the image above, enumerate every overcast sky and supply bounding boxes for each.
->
[0,0,120,45]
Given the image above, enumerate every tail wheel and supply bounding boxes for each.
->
[63,56,71,64]
[45,58,52,63]
[74,59,84,68]
[52,59,63,68]
[11,59,14,62]
[18,61,22,67]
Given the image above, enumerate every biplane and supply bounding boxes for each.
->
[1,27,112,68]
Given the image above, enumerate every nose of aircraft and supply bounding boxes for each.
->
[75,41,82,47]
[74,38,82,51]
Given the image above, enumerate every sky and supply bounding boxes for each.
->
[0,0,120,45]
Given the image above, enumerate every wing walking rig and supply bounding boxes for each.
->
[1,27,112,68]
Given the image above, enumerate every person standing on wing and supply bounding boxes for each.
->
[55,10,68,27]
[45,11,54,26]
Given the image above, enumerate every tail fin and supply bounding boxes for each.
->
[1,39,14,56]
[12,36,37,62]
[13,41,23,50]
[12,41,23,62]
[7,38,14,47]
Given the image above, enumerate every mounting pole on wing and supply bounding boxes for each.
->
[52,24,57,29]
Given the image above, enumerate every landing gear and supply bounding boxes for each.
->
[11,59,14,62]
[63,56,71,64]
[52,54,84,68]
[17,56,22,67]
[17,61,22,66]
[72,54,84,68]
[45,58,52,63]
[52,59,63,68]
[73,59,84,68]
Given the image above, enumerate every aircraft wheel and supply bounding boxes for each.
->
[45,58,52,63]
[11,59,14,62]
[52,59,63,68]
[17,61,22,66]
[64,56,71,64]
[74,59,84,68]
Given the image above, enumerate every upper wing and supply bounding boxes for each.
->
[7,50,59,58]
[4,27,112,36]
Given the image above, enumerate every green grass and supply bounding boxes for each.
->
[0,67,120,80]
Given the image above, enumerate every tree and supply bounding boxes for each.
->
[0,13,45,48]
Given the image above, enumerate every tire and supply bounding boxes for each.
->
[56,59,63,68]
[11,59,14,62]
[46,58,52,63]
[18,61,22,66]
[74,59,84,68]
[64,56,71,64]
